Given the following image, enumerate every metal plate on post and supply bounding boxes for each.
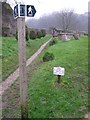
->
[53,67,65,76]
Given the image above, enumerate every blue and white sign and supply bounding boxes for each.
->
[26,5,36,17]
[13,4,18,18]
[20,4,25,16]
[13,4,36,19]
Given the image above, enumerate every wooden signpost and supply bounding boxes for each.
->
[13,3,36,119]
[53,67,65,83]
[17,17,28,119]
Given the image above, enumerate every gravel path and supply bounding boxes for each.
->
[0,38,52,95]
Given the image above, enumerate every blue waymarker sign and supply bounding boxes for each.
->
[13,4,36,19]
[26,5,36,17]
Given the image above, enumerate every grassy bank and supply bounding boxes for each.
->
[27,36,88,118]
[2,35,51,81]
[2,36,88,118]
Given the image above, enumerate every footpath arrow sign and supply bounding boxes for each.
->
[13,4,36,19]
[26,5,36,17]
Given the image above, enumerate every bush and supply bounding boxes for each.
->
[26,27,29,41]
[41,29,46,37]
[29,29,46,40]
[30,30,37,40]
[43,52,54,62]
[49,38,58,46]
[37,30,42,38]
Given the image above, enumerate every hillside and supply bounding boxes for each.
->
[2,35,51,81]
[27,36,88,118]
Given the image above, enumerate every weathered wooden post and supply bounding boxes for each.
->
[13,3,36,119]
[17,17,28,119]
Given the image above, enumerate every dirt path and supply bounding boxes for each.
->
[0,38,52,95]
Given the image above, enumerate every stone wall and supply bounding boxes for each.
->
[0,2,17,36]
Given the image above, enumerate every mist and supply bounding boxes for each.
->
[26,11,88,33]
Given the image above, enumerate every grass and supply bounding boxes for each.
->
[1,34,51,81]
[2,36,88,118]
[0,37,2,82]
[27,36,88,118]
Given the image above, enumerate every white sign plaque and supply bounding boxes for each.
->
[53,67,65,76]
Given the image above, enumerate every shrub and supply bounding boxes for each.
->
[41,29,46,37]
[49,38,58,46]
[30,30,37,40]
[43,52,54,62]
[29,29,46,40]
[37,30,42,38]
[26,28,29,41]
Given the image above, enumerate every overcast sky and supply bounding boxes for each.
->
[7,0,89,18]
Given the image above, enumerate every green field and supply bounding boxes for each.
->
[27,36,88,118]
[1,35,51,81]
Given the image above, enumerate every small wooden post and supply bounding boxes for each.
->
[57,75,61,83]
[17,17,28,119]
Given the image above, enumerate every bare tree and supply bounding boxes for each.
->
[26,10,87,33]
[61,9,74,32]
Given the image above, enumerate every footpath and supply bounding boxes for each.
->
[0,38,52,95]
